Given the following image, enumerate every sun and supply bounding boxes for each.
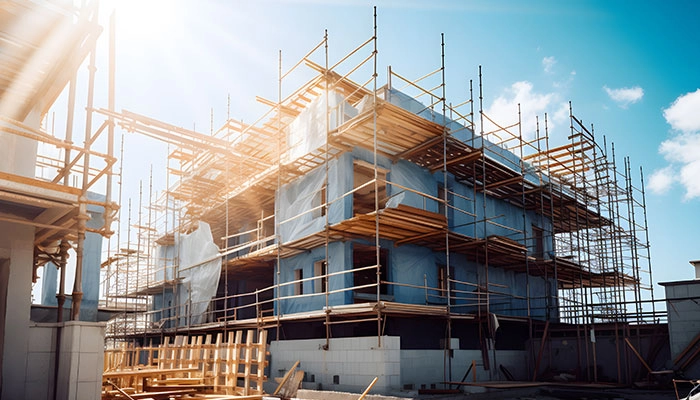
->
[101,0,183,44]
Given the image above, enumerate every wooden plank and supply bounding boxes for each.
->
[673,332,700,365]
[128,389,196,399]
[213,333,223,391]
[277,370,304,399]
[532,320,550,381]
[243,330,253,395]
[357,377,378,400]
[624,337,652,374]
[272,360,300,396]
[254,330,268,394]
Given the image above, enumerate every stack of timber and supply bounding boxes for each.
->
[103,330,268,399]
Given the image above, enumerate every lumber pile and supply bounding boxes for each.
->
[103,330,268,399]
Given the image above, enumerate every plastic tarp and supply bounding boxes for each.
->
[284,90,358,164]
[277,242,347,315]
[382,87,468,139]
[383,87,559,200]
[155,244,176,282]
[176,221,221,325]
[391,244,435,304]
[386,159,437,212]
[277,166,324,242]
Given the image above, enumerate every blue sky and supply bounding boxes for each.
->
[90,0,700,302]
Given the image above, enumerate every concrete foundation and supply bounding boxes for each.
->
[268,336,531,395]
[269,336,400,394]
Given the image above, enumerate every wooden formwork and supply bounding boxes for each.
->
[103,330,268,399]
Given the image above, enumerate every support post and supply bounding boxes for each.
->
[71,202,88,320]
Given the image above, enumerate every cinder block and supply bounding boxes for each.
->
[68,324,82,352]
[388,350,400,363]
[388,362,400,375]
[675,286,689,299]
[78,352,100,382]
[389,375,400,389]
[81,326,105,353]
[687,284,700,297]
[28,326,54,353]
[26,351,51,382]
[76,381,98,400]
[60,325,75,353]
[384,336,400,349]
[25,380,49,400]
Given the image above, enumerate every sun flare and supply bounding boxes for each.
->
[102,0,182,43]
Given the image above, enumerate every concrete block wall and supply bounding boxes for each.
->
[56,321,105,400]
[401,348,528,389]
[665,281,700,378]
[666,283,700,357]
[269,336,400,394]
[25,324,58,399]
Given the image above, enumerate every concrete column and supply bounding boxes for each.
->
[0,222,34,399]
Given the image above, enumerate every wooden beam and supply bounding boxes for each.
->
[532,320,550,381]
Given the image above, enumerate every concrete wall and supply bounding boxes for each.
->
[0,221,34,399]
[270,336,530,394]
[401,346,528,389]
[269,336,401,394]
[21,322,106,400]
[665,281,700,378]
[56,321,105,400]
[26,324,57,399]
[532,328,670,383]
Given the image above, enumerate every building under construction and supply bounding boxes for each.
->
[94,12,669,393]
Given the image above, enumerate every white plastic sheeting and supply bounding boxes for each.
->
[284,90,358,164]
[277,161,344,243]
[386,160,437,211]
[155,244,176,282]
[176,221,221,325]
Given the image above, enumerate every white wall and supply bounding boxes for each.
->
[269,336,400,394]
[270,336,529,394]
[665,282,700,378]
[0,221,34,399]
[26,324,57,399]
[56,321,106,400]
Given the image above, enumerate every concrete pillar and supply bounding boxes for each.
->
[0,106,43,398]
[0,222,34,399]
[55,321,105,400]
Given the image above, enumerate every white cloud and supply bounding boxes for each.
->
[482,81,568,143]
[647,166,675,195]
[542,56,556,74]
[652,89,700,200]
[603,85,644,108]
[663,88,700,133]
[552,102,570,125]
